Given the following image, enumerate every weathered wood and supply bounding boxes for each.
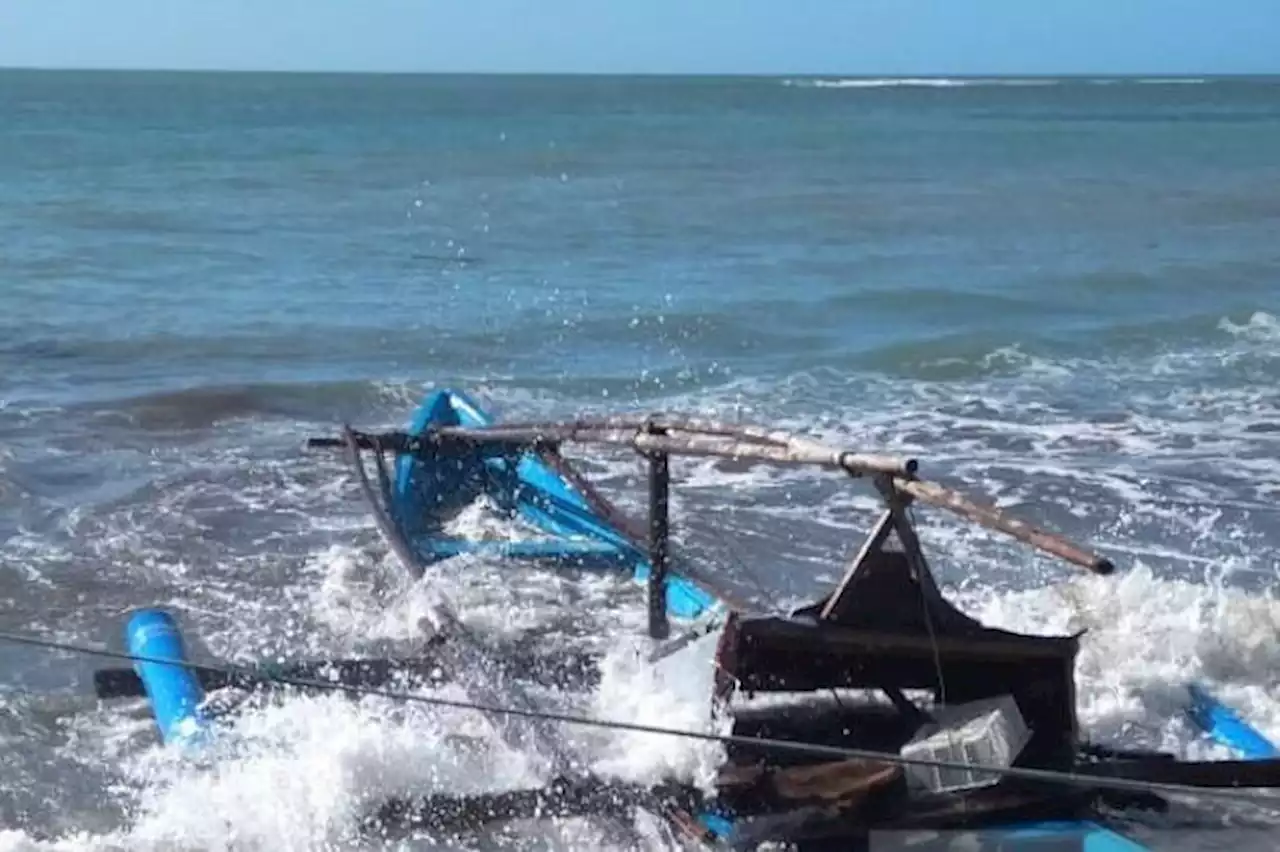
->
[364,775,706,835]
[92,648,601,699]
[717,758,903,805]
[819,509,895,622]
[1080,757,1280,788]
[648,415,920,479]
[458,415,782,445]
[730,617,1080,666]
[648,442,672,641]
[873,785,1100,830]
[892,477,1115,575]
[427,422,916,479]
[319,410,1114,579]
[634,431,913,480]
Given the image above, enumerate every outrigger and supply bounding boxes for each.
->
[99,389,1280,850]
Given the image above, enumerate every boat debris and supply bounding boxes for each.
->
[23,388,1278,850]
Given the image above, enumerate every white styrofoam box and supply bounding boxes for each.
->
[899,694,1032,795]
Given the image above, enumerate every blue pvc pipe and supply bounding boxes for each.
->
[125,608,209,747]
[1186,682,1280,760]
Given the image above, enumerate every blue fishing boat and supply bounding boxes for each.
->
[382,388,724,624]
[101,388,1280,850]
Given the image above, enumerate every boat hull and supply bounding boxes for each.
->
[388,388,722,622]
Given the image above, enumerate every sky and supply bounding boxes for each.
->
[1,0,1277,76]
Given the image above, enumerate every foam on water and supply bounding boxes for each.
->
[587,631,727,791]
[949,564,1280,758]
[6,306,1280,849]
[1220,310,1280,343]
[0,504,727,852]
[781,77,1211,89]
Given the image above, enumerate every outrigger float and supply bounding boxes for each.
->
[99,389,1280,850]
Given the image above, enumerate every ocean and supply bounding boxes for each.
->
[1,70,1279,850]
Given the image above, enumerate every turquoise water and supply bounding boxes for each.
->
[1,71,1279,850]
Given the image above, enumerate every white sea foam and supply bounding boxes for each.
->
[782,76,1209,89]
[783,77,1059,89]
[8,305,1280,850]
[1219,311,1280,343]
[7,559,1278,852]
[951,564,1280,759]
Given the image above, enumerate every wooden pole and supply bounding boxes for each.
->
[892,478,1114,575]
[317,413,1115,578]
[316,423,916,478]
[420,423,915,478]
[647,437,672,641]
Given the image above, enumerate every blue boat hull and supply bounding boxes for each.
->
[1185,682,1280,759]
[388,388,722,622]
[934,821,1150,850]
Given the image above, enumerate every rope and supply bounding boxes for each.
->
[4,628,1280,812]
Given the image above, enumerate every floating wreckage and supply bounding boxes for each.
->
[94,388,1279,850]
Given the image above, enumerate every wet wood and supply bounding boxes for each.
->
[364,775,704,835]
[891,477,1115,575]
[647,443,672,640]
[819,509,895,622]
[1080,756,1280,788]
[318,411,1114,578]
[92,648,601,700]
[731,616,1080,665]
[873,785,1099,830]
[426,421,917,478]
[717,758,903,804]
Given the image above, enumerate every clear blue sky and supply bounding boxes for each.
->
[1,0,1276,75]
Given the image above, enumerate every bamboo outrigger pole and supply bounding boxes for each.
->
[425,421,916,479]
[893,477,1114,575]
[425,420,1111,576]
[315,416,1114,578]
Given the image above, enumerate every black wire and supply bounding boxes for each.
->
[4,627,1280,811]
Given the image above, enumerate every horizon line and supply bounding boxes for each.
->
[2,65,1278,79]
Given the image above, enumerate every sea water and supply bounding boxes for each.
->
[2,71,1280,850]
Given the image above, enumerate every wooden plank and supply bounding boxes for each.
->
[818,509,895,622]
[717,758,902,805]
[1081,757,1280,788]
[364,775,703,834]
[733,617,1078,663]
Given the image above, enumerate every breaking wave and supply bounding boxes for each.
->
[782,76,1211,89]
[783,77,1055,89]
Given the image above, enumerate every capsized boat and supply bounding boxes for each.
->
[103,388,1280,850]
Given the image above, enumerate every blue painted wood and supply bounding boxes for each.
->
[692,815,1150,850]
[389,388,722,622]
[962,820,1151,850]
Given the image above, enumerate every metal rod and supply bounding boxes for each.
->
[647,439,671,641]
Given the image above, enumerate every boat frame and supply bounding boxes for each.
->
[105,389,1280,851]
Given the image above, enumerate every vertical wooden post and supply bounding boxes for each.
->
[647,441,671,641]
